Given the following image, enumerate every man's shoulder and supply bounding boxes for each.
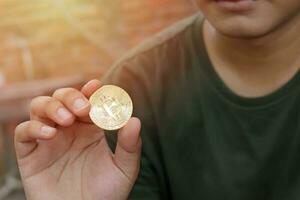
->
[102,12,203,82]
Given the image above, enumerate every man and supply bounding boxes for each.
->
[14,0,300,199]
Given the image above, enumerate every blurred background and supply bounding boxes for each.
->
[0,0,197,199]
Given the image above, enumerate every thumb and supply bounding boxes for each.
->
[114,117,142,181]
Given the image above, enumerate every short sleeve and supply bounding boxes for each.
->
[101,57,164,200]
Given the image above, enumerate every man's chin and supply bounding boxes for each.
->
[208,20,274,40]
[216,28,268,40]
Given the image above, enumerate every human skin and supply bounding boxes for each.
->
[15,1,300,199]
[15,80,142,200]
[197,0,300,38]
[197,0,300,97]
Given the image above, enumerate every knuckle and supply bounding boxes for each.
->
[25,121,36,133]
[30,96,51,112]
[53,87,78,99]
[46,99,62,114]
[52,88,65,97]
[15,122,25,135]
[15,121,31,137]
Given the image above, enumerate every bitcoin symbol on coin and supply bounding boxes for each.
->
[89,85,133,131]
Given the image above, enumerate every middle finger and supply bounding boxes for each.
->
[53,87,90,118]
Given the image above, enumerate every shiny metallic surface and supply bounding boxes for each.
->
[89,85,133,131]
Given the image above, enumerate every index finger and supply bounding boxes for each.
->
[79,79,102,123]
[81,79,102,98]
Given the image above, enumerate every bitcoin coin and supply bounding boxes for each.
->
[89,85,133,131]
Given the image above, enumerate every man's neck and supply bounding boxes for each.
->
[203,15,300,98]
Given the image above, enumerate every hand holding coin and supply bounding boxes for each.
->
[14,79,142,200]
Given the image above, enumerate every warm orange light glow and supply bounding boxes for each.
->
[0,0,195,83]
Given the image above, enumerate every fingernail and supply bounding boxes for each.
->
[41,126,56,135]
[57,108,72,120]
[73,98,88,110]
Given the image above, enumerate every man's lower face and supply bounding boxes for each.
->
[196,0,300,38]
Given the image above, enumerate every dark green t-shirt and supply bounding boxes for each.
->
[102,12,300,200]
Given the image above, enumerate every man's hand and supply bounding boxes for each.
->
[14,80,142,200]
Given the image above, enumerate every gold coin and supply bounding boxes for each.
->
[89,85,133,131]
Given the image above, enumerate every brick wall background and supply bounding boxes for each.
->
[0,0,198,84]
[0,3,200,198]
